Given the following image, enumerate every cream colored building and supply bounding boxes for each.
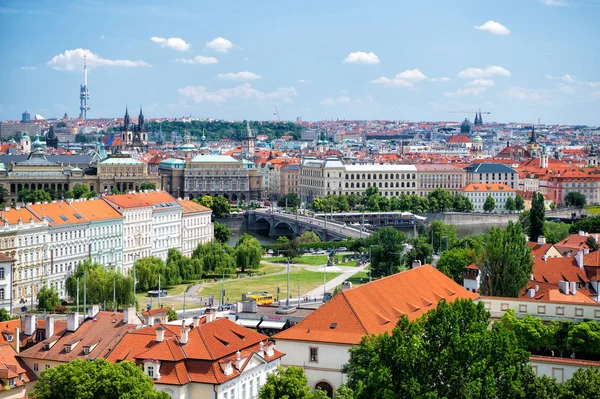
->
[299,158,345,203]
[280,164,300,196]
[415,164,466,196]
[178,200,213,256]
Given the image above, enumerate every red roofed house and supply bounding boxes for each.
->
[107,310,284,399]
[446,135,472,150]
[274,265,478,394]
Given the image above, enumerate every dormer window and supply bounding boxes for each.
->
[8,378,14,386]
[147,365,154,378]
[64,345,71,353]
[143,360,160,380]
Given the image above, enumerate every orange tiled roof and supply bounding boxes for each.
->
[70,199,123,221]
[447,135,472,143]
[532,256,589,285]
[275,265,478,345]
[27,202,89,226]
[177,199,211,214]
[102,193,152,209]
[0,207,41,226]
[461,183,515,192]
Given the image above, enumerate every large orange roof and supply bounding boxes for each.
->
[27,202,89,226]
[71,199,123,221]
[177,199,211,214]
[0,207,40,226]
[275,265,478,345]
[102,193,152,209]
[134,190,179,207]
[461,183,515,192]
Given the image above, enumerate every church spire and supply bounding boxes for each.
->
[528,126,537,144]
[124,106,130,130]
[138,105,144,129]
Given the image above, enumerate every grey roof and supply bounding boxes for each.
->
[463,163,517,174]
[0,154,98,166]
[281,164,300,171]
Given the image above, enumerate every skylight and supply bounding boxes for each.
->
[59,215,69,221]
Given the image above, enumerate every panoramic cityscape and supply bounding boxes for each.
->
[1,0,600,398]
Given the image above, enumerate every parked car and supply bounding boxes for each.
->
[337,247,347,252]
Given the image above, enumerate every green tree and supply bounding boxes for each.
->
[196,195,213,209]
[258,366,329,399]
[212,195,231,217]
[18,189,52,203]
[140,183,156,190]
[405,237,434,266]
[437,247,476,283]
[0,308,15,322]
[505,196,516,212]
[75,132,89,143]
[365,186,379,197]
[564,192,586,208]
[214,221,231,244]
[427,220,458,252]
[33,359,169,399]
[276,236,289,245]
[66,261,134,308]
[72,184,91,199]
[530,192,546,242]
[192,241,236,275]
[427,189,454,213]
[334,385,356,399]
[344,299,536,399]
[544,221,570,244]
[277,193,300,208]
[515,194,525,212]
[569,216,600,234]
[0,186,9,204]
[234,234,262,272]
[452,194,474,212]
[37,286,60,310]
[111,187,120,195]
[365,227,406,277]
[480,222,533,297]
[296,231,320,244]
[167,307,177,322]
[561,366,600,398]
[586,235,600,251]
[483,195,496,212]
[282,237,302,261]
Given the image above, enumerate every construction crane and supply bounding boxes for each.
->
[273,105,280,121]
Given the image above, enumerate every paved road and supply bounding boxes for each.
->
[303,263,368,298]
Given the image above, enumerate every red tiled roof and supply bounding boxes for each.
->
[275,265,478,345]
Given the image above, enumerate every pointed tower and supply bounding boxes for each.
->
[540,144,549,169]
[200,129,207,149]
[526,126,539,157]
[138,106,144,130]
[588,143,598,167]
[123,106,130,130]
[241,121,255,158]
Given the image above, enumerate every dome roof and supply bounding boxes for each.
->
[460,118,471,135]
[472,135,483,143]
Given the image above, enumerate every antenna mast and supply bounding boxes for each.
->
[79,55,90,120]
[273,105,280,121]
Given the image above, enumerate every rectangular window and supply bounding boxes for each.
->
[537,305,546,315]
[594,310,600,319]
[518,304,527,313]
[309,347,318,362]
[147,366,154,378]
[33,363,38,372]
[556,307,564,316]
[552,367,564,383]
[575,308,584,318]
[501,303,509,311]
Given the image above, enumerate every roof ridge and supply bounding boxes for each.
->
[339,291,370,336]
[196,323,216,360]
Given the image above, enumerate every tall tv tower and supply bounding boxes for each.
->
[79,55,90,120]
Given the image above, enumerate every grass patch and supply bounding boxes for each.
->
[345,272,371,286]
[261,255,329,266]
[338,260,358,266]
[197,269,341,302]
[587,206,600,215]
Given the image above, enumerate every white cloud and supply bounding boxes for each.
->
[458,66,511,79]
[206,37,234,53]
[474,21,510,35]
[178,83,296,104]
[429,77,451,82]
[540,0,567,6]
[20,66,36,70]
[589,82,600,88]
[558,83,577,94]
[297,79,311,84]
[343,51,380,65]
[216,71,262,81]
[562,74,577,83]
[466,79,496,87]
[47,48,151,71]
[174,55,219,65]
[444,87,488,98]
[545,74,556,80]
[372,69,427,88]
[150,36,190,51]
[320,96,351,105]
[501,86,550,101]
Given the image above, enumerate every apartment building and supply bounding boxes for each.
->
[280,164,300,196]
[299,158,345,202]
[177,199,213,256]
[415,164,466,196]
[461,183,516,213]
[70,199,123,271]
[464,163,518,189]
[103,194,153,275]
[27,202,91,299]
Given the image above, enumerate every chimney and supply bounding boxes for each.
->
[88,305,100,319]
[45,316,55,340]
[579,230,585,236]
[180,321,189,345]
[67,312,80,332]
[235,350,244,370]
[584,247,590,255]
[14,328,19,354]
[570,281,577,295]
[528,288,535,298]
[576,251,584,269]
[24,315,36,336]
[123,307,139,325]
[411,260,422,269]
[558,281,570,295]
[537,235,546,245]
[155,326,165,342]
[206,308,217,323]
[192,316,200,328]
[542,254,547,262]
[264,341,274,357]
[535,285,539,293]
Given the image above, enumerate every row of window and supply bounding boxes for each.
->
[345,173,416,180]
[345,181,416,189]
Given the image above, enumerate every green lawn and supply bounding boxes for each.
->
[197,269,341,302]
[587,206,600,215]
[261,255,329,266]
[338,260,358,266]
[345,271,371,286]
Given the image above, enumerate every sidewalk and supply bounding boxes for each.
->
[302,264,367,298]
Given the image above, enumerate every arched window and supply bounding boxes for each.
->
[385,174,388,179]
[345,174,349,179]
[401,182,405,188]
[362,174,365,179]
[362,182,365,187]
[0,288,5,300]
[412,174,416,179]
[0,267,4,279]
[379,174,382,179]
[401,174,405,179]
[379,182,382,188]
[385,182,388,188]
[396,174,399,179]
[368,174,371,179]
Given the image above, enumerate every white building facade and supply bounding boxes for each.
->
[178,199,213,256]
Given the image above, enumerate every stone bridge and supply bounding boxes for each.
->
[245,210,369,241]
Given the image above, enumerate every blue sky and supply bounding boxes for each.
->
[1,0,599,124]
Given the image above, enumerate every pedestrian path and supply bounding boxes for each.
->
[303,264,368,298]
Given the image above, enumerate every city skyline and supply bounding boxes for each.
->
[1,0,600,124]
